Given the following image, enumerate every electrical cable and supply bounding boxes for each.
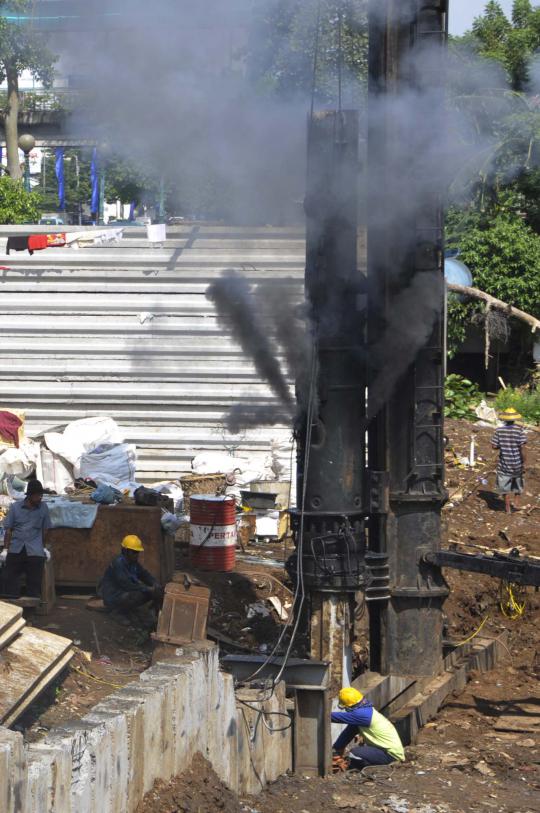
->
[232,345,318,698]
[499,580,526,619]
[270,345,318,688]
[238,698,292,743]
[455,578,528,647]
[455,614,489,646]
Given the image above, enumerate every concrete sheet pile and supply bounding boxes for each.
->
[0,642,292,813]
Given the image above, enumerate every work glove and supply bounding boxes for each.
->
[332,754,349,773]
[44,548,51,561]
[0,548,8,566]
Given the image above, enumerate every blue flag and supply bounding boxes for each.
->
[55,148,65,210]
[91,147,99,214]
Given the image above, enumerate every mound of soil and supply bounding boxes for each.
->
[137,753,243,813]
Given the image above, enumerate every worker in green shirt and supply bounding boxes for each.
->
[331,687,405,769]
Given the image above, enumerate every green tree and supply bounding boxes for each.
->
[446,204,540,355]
[104,157,159,206]
[248,0,368,106]
[0,1,56,178]
[37,149,93,221]
[0,175,40,223]
[470,0,540,90]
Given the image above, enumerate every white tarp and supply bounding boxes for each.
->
[0,441,41,478]
[75,443,137,485]
[45,417,124,467]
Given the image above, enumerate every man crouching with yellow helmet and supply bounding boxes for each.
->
[99,535,163,627]
[331,687,405,770]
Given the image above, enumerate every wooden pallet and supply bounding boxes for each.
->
[152,576,210,646]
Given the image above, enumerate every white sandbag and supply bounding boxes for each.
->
[40,448,73,494]
[161,511,182,534]
[475,399,498,426]
[0,441,41,478]
[75,443,136,485]
[45,417,124,466]
[191,451,245,475]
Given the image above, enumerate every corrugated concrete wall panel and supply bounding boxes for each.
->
[0,226,305,482]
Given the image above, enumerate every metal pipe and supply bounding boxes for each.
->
[287,110,368,691]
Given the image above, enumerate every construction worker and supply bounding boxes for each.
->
[331,687,405,769]
[492,407,527,514]
[0,480,51,599]
[99,535,163,626]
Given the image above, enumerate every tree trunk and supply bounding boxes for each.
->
[5,65,22,180]
[448,283,540,333]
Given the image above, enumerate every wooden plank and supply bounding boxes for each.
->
[0,601,24,648]
[35,557,56,616]
[48,504,174,587]
[153,579,210,645]
[0,617,25,650]
[0,626,73,725]
[2,650,74,728]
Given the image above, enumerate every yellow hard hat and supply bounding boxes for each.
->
[121,534,144,552]
[499,407,522,421]
[338,687,364,708]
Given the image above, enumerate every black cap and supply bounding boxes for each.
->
[26,479,44,496]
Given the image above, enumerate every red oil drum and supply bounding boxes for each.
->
[190,495,237,572]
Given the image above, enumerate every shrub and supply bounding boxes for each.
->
[0,176,41,224]
[494,386,540,425]
[445,374,482,420]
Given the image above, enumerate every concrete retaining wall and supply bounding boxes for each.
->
[0,642,292,812]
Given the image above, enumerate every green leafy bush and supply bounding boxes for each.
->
[494,386,540,425]
[445,374,482,420]
[0,177,41,224]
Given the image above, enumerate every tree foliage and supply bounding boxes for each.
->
[449,209,540,318]
[0,1,57,177]
[104,157,160,206]
[470,0,540,90]
[248,0,368,106]
[0,175,40,223]
[0,1,56,85]
[447,2,540,363]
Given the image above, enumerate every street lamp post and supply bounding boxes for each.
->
[99,142,112,225]
[158,174,166,222]
[18,133,36,192]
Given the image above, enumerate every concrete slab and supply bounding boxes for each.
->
[0,728,26,813]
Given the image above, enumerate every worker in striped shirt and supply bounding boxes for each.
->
[491,408,527,514]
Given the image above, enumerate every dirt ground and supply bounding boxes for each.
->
[136,418,540,813]
[17,597,153,740]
